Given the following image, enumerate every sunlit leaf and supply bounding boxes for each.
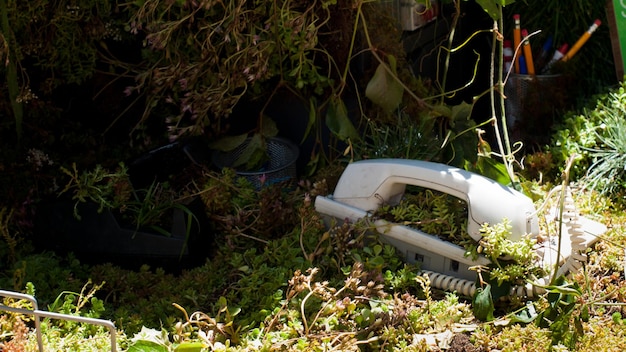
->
[509,302,538,324]
[472,284,495,321]
[475,0,514,20]
[128,341,168,352]
[365,56,404,113]
[174,342,206,352]
[472,156,511,186]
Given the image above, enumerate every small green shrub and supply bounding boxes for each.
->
[549,81,626,197]
[375,186,471,247]
[583,106,626,197]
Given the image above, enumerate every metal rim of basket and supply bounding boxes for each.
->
[213,137,299,176]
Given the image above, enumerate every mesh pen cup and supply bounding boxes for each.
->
[504,73,568,139]
[212,137,299,189]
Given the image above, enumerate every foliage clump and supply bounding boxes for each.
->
[375,186,471,247]
[548,81,626,191]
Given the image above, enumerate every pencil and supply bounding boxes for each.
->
[513,14,522,73]
[562,19,601,62]
[521,29,535,75]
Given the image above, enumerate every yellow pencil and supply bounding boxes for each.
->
[562,19,601,62]
[521,29,535,75]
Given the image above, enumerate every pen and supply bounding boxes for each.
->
[519,55,528,75]
[535,36,553,72]
[541,43,569,74]
[513,14,522,73]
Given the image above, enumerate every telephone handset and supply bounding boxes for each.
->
[328,159,539,242]
[316,159,605,295]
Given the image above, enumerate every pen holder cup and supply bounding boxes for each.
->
[505,73,568,142]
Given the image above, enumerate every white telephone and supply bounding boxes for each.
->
[315,159,605,296]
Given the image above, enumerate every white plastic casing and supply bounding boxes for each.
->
[325,159,538,241]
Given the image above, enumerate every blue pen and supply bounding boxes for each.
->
[519,55,528,74]
[537,36,553,71]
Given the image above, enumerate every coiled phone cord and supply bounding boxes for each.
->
[423,186,588,298]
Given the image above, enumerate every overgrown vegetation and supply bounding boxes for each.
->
[2,0,626,351]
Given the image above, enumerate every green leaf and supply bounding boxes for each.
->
[580,305,590,322]
[232,133,268,170]
[368,256,385,268]
[260,116,278,138]
[128,341,168,352]
[210,133,248,152]
[365,59,404,113]
[301,97,317,144]
[449,102,472,122]
[325,96,359,141]
[510,302,538,324]
[472,284,495,321]
[174,342,206,351]
[431,104,452,118]
[472,156,511,186]
[475,0,514,20]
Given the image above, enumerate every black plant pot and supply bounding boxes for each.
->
[34,200,213,271]
[34,140,215,271]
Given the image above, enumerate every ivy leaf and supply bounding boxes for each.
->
[472,284,495,321]
[325,96,359,141]
[365,55,404,113]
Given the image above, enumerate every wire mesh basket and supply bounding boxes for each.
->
[212,137,299,189]
[504,73,567,133]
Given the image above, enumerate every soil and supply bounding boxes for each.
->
[448,333,482,352]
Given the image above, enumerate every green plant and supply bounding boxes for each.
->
[548,83,626,183]
[0,207,18,264]
[123,0,364,148]
[121,180,198,238]
[128,325,206,352]
[546,81,626,197]
[0,282,37,351]
[473,323,552,352]
[59,162,199,238]
[582,102,626,197]
[0,0,129,140]
[0,281,126,351]
[375,186,471,247]
[474,219,541,287]
[534,276,586,348]
[358,111,440,161]
[59,162,132,219]
[199,169,299,244]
